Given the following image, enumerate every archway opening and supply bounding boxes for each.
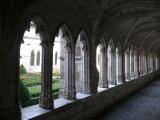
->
[20,21,42,107]
[75,34,85,93]
[53,25,75,99]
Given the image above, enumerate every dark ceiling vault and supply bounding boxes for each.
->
[1,0,160,52]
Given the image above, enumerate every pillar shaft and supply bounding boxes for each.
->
[39,44,53,109]
[99,48,108,88]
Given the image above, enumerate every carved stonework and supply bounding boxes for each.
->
[39,94,53,109]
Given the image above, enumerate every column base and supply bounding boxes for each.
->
[81,83,92,94]
[117,76,123,83]
[98,78,108,88]
[39,94,53,109]
[59,89,76,100]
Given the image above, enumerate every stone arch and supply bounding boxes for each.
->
[75,30,91,93]
[54,23,76,99]
[17,16,54,109]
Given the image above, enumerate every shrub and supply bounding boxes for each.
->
[19,80,30,107]
[53,68,60,76]
[20,64,27,74]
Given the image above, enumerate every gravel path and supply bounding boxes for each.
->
[97,79,160,120]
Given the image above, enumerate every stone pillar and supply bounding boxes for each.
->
[60,42,76,99]
[134,52,138,78]
[137,53,140,77]
[113,52,117,84]
[111,51,116,85]
[39,43,53,109]
[130,51,134,79]
[99,48,108,88]
[121,50,126,83]
[144,55,147,74]
[148,54,151,72]
[89,45,98,94]
[82,47,91,93]
[125,50,130,80]
[146,54,149,74]
[153,55,156,71]
[116,50,122,83]
[139,54,142,76]
[151,55,154,72]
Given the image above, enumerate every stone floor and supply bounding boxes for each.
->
[96,78,160,120]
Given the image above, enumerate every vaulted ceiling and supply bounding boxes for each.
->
[2,0,160,53]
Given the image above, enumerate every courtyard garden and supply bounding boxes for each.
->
[20,65,60,107]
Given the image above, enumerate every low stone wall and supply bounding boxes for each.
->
[31,70,160,120]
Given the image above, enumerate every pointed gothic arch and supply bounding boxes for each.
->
[75,30,91,93]
[54,23,76,99]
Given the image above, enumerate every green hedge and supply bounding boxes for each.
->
[20,80,30,107]
[20,64,27,74]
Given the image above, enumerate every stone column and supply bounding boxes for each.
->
[60,42,76,99]
[82,47,91,93]
[134,52,138,78]
[130,51,134,79]
[146,54,149,74]
[89,45,98,94]
[117,50,122,83]
[139,54,142,76]
[153,55,156,71]
[111,51,116,85]
[99,48,108,88]
[121,50,126,83]
[125,50,130,80]
[151,55,154,72]
[137,53,140,77]
[144,55,147,74]
[39,43,53,109]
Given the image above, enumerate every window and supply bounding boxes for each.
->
[55,52,58,65]
[30,50,35,66]
[37,50,40,66]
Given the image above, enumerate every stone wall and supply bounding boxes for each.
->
[30,70,160,120]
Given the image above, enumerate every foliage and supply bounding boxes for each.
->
[20,73,41,84]
[20,73,60,107]
[19,80,30,107]
[53,68,60,76]
[20,64,27,74]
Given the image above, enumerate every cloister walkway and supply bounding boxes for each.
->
[96,78,160,120]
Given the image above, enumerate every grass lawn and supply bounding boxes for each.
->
[20,73,60,100]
